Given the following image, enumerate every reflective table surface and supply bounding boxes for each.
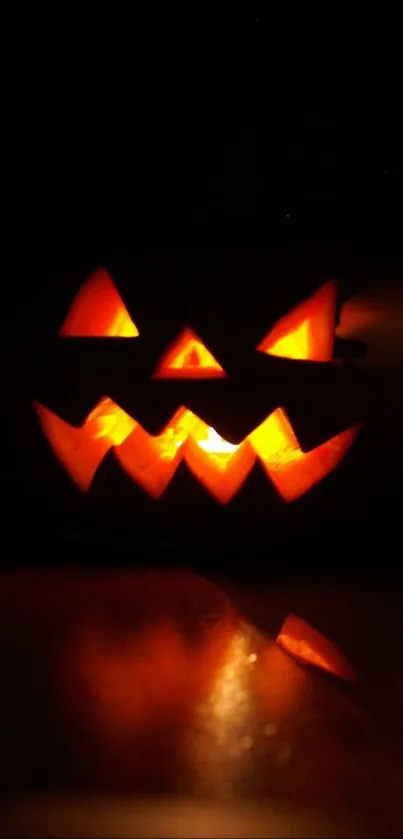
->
[1,569,402,837]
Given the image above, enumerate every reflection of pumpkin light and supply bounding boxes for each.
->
[277,634,334,675]
[189,630,255,797]
[277,614,357,682]
[209,633,250,723]
[72,624,193,732]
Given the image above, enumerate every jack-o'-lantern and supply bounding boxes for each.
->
[32,266,361,517]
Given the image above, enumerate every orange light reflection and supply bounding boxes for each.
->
[277,614,357,682]
[189,630,254,796]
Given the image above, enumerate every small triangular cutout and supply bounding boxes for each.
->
[153,327,225,378]
[59,267,139,337]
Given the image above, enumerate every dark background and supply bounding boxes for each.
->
[3,14,403,832]
[5,11,403,579]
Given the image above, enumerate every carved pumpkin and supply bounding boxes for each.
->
[33,267,360,506]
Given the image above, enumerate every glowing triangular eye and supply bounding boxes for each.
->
[153,327,225,378]
[257,280,337,362]
[277,613,357,682]
[59,267,139,337]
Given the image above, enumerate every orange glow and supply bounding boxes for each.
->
[34,397,137,492]
[249,409,359,502]
[257,280,337,362]
[190,630,255,794]
[115,410,255,504]
[184,433,255,505]
[277,614,357,682]
[59,267,139,337]
[196,427,239,454]
[34,397,358,503]
[153,327,225,378]
[115,408,197,500]
[60,594,239,786]
[70,623,197,733]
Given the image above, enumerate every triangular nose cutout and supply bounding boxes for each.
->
[153,327,225,378]
[59,267,139,337]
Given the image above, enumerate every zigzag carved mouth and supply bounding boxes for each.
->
[34,398,359,504]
